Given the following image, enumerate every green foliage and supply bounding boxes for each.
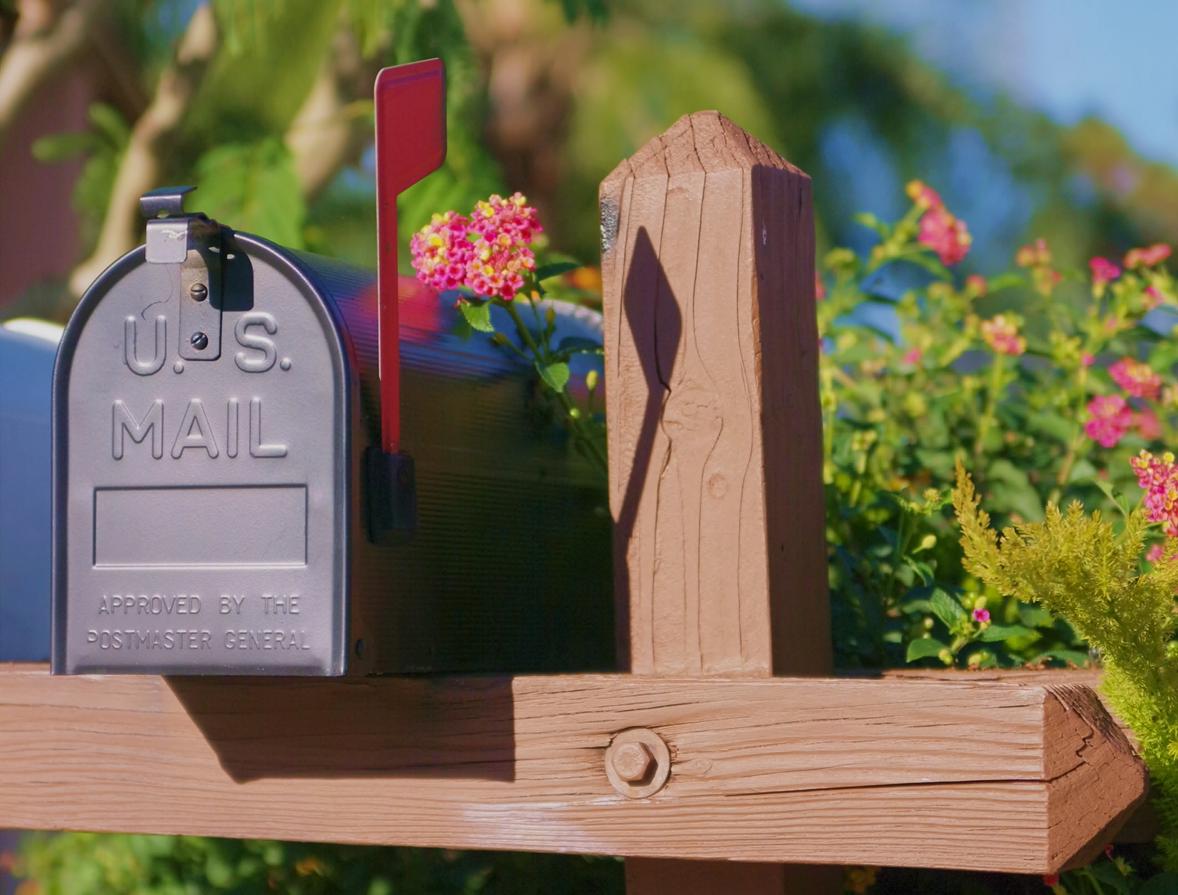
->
[390,1,505,265]
[194,139,306,246]
[198,0,345,139]
[821,183,1177,670]
[31,103,130,246]
[14,833,622,895]
[953,462,1178,870]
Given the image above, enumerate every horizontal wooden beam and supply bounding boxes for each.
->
[876,667,1160,846]
[0,664,1145,874]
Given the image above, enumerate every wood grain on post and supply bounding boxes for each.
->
[0,664,1146,873]
[599,111,832,890]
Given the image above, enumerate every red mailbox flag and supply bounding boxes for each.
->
[374,59,446,453]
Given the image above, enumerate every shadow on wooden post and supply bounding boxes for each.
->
[601,111,837,890]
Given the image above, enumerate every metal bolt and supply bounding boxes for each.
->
[190,331,209,350]
[189,282,208,302]
[604,728,671,799]
[610,742,654,783]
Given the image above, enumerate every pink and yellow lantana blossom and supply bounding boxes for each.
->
[1132,450,1178,538]
[1085,395,1133,448]
[980,314,1025,357]
[1124,243,1172,269]
[410,192,542,301]
[1109,357,1163,401]
[1016,238,1063,296]
[906,180,971,266]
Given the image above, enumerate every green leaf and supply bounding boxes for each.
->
[194,139,307,247]
[535,261,580,281]
[906,638,948,662]
[1093,478,1130,516]
[1017,604,1056,628]
[536,361,570,393]
[1137,872,1178,894]
[929,589,967,628]
[86,102,129,144]
[983,272,1026,293]
[31,132,94,163]
[458,300,495,333]
[853,211,888,237]
[903,252,952,280]
[976,623,1035,643]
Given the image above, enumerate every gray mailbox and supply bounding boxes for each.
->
[52,188,611,676]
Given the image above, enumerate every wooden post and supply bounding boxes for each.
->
[600,111,836,890]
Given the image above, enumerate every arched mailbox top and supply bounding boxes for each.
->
[52,231,359,676]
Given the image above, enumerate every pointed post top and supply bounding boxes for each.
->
[601,110,807,189]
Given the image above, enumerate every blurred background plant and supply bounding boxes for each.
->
[821,182,1178,673]
[5,0,1178,893]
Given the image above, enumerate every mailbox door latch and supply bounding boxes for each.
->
[141,186,224,361]
[365,448,417,545]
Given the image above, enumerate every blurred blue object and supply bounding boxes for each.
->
[0,320,60,662]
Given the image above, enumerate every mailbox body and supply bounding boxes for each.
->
[53,231,612,675]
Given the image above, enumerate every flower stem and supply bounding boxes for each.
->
[973,354,1005,462]
[502,298,609,478]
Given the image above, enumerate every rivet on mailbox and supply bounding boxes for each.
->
[51,59,612,676]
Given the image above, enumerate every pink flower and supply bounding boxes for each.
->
[1147,543,1168,564]
[1132,450,1178,537]
[1016,238,1052,269]
[470,192,542,244]
[1125,243,1172,269]
[1081,353,1096,367]
[1109,357,1162,400]
[466,193,542,300]
[815,274,826,301]
[972,608,991,624]
[1085,395,1133,448]
[1016,239,1063,296]
[905,179,943,210]
[411,193,543,301]
[1135,408,1163,440]
[409,210,475,292]
[902,347,923,365]
[1089,256,1121,285]
[980,315,1026,356]
[1145,285,1164,309]
[918,206,971,266]
[965,274,987,297]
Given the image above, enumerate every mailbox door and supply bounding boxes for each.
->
[53,237,350,675]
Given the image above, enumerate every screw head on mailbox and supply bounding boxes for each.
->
[51,61,612,677]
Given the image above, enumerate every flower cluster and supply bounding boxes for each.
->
[1016,238,1064,296]
[1132,450,1178,538]
[980,314,1025,356]
[1085,395,1133,448]
[1125,243,1172,269]
[410,192,542,300]
[907,181,971,266]
[1089,256,1121,285]
[409,210,475,292]
[1109,357,1162,400]
[1085,356,1165,448]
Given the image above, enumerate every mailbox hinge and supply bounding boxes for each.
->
[141,185,224,361]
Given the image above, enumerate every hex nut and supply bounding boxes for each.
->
[611,742,654,783]
[604,728,670,799]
